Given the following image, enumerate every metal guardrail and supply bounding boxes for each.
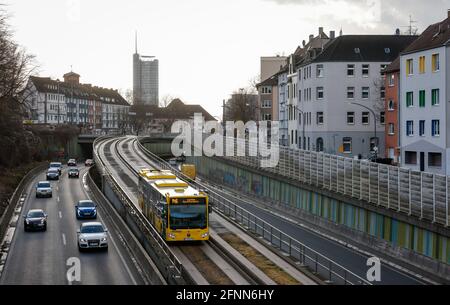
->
[136,137,371,285]
[93,136,187,284]
[206,137,450,228]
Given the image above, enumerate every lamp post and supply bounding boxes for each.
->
[57,79,60,125]
[347,102,378,160]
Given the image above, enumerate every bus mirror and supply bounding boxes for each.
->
[208,205,213,214]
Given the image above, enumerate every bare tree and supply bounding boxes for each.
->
[372,77,386,121]
[225,88,259,123]
[119,88,133,105]
[160,94,178,108]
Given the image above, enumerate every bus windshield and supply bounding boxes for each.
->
[169,204,207,230]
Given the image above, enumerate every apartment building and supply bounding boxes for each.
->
[294,34,416,158]
[400,11,450,174]
[384,57,402,164]
[23,72,130,132]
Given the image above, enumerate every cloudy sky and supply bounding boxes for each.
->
[5,0,449,118]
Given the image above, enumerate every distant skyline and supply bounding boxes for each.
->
[5,0,449,118]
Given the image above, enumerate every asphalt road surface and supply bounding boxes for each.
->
[0,164,146,285]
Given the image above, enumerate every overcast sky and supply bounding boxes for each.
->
[5,0,449,118]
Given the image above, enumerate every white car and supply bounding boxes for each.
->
[77,222,108,251]
[36,181,52,198]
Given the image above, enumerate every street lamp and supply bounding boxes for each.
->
[347,101,378,160]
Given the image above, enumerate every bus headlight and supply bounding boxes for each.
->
[168,233,176,239]
[201,233,209,238]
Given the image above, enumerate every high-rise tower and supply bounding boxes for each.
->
[133,32,159,106]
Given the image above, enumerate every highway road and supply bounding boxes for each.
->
[128,136,428,285]
[0,164,147,285]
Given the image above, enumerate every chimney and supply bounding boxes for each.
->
[319,27,324,36]
[330,31,335,39]
[309,34,314,42]
[302,40,306,47]
[448,9,450,18]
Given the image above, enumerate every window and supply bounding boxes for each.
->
[380,112,385,124]
[419,90,426,107]
[316,87,324,100]
[405,151,417,165]
[388,123,395,135]
[428,153,442,167]
[347,64,355,77]
[316,138,324,152]
[316,112,324,125]
[419,120,425,136]
[380,87,385,99]
[406,121,414,136]
[388,100,395,111]
[343,137,352,153]
[406,92,414,107]
[299,90,302,102]
[347,112,355,125]
[432,54,440,72]
[362,64,369,77]
[417,56,426,74]
[432,120,440,137]
[347,87,355,99]
[431,89,440,106]
[406,59,413,75]
[362,112,370,125]
[316,64,324,78]
[262,100,272,108]
[362,87,370,99]
[388,74,395,87]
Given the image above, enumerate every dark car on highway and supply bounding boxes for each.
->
[24,209,47,232]
[75,200,97,219]
[68,167,80,179]
[46,168,60,181]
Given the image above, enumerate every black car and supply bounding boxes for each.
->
[68,167,80,178]
[46,168,60,180]
[24,209,47,232]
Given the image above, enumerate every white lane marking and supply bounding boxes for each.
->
[57,196,60,203]
[59,211,63,219]
[62,234,67,246]
[106,229,138,285]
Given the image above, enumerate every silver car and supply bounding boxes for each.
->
[77,222,108,251]
[36,181,52,198]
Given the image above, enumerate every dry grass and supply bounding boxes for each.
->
[181,246,234,285]
[220,233,300,285]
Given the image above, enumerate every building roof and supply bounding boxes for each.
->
[256,74,278,88]
[312,35,418,63]
[401,16,450,55]
[384,56,400,73]
[29,76,130,106]
[130,99,216,121]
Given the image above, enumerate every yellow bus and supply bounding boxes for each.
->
[138,169,209,242]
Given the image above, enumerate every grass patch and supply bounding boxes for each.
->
[220,232,300,285]
[181,246,234,285]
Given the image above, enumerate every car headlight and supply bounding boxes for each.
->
[80,238,87,243]
[40,219,45,224]
[101,237,107,242]
[25,219,30,224]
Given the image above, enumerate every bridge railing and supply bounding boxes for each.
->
[137,137,371,285]
[208,137,450,228]
[93,136,187,284]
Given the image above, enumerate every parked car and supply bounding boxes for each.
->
[85,159,94,167]
[68,167,80,179]
[75,200,97,219]
[67,159,77,167]
[46,168,60,181]
[36,181,52,198]
[77,222,108,251]
[24,209,47,232]
[49,162,62,175]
